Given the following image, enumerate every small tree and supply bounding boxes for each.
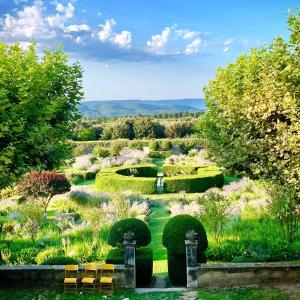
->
[17,171,71,218]
[199,191,230,245]
[267,183,300,244]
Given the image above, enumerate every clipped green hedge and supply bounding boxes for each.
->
[163,165,224,193]
[149,151,172,158]
[163,165,197,176]
[106,247,153,287]
[162,214,208,255]
[163,214,208,286]
[96,164,157,194]
[108,218,151,248]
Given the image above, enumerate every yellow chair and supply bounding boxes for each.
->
[100,263,115,292]
[64,265,79,293]
[81,264,98,293]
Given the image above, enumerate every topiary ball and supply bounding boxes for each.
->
[162,214,208,255]
[108,218,151,248]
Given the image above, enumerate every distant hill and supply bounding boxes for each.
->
[79,99,206,117]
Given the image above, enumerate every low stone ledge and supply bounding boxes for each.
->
[194,262,300,288]
[0,264,126,288]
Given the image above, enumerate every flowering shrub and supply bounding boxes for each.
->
[169,201,202,217]
[72,154,93,170]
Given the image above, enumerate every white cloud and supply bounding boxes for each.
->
[224,38,234,45]
[176,29,199,40]
[98,19,116,42]
[1,0,53,38]
[223,47,229,52]
[146,27,171,54]
[0,1,75,39]
[97,19,132,48]
[185,37,202,55]
[114,31,131,48]
[65,24,90,33]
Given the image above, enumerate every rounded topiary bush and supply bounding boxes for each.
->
[163,214,208,255]
[163,214,208,286]
[108,218,151,248]
[41,256,79,265]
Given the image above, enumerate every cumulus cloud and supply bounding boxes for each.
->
[97,19,131,49]
[185,37,202,55]
[146,27,171,54]
[223,47,229,52]
[175,29,199,40]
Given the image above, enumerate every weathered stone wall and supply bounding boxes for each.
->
[188,262,300,288]
[0,264,126,288]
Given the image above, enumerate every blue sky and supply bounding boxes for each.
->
[0,0,297,100]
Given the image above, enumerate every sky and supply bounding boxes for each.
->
[0,0,298,100]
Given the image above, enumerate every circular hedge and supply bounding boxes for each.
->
[108,218,151,248]
[163,165,224,193]
[162,214,208,254]
[96,164,157,194]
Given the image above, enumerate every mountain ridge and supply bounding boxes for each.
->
[79,98,206,117]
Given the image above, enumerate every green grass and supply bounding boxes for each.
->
[0,287,289,300]
[152,158,165,175]
[149,201,170,275]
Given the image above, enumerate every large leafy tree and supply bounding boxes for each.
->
[0,43,83,188]
[197,10,300,187]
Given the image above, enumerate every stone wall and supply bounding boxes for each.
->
[188,262,300,288]
[0,264,126,288]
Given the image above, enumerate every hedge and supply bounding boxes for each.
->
[71,138,202,153]
[149,151,172,159]
[96,164,157,194]
[163,165,224,193]
[106,247,153,287]
[162,214,208,255]
[163,215,208,286]
[163,165,198,176]
[108,218,151,248]
[41,256,79,265]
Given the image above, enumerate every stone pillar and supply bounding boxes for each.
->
[185,230,199,288]
[123,231,136,288]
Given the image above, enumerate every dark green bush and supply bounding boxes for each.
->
[41,256,79,265]
[93,146,111,158]
[163,215,207,286]
[84,171,97,180]
[96,165,157,194]
[108,218,151,248]
[163,214,208,255]
[106,247,153,287]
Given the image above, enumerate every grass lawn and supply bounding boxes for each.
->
[149,201,170,275]
[0,287,290,300]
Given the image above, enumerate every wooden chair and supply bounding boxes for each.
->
[64,265,79,293]
[100,263,115,292]
[81,264,98,293]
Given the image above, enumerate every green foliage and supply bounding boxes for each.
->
[108,218,151,248]
[267,183,300,244]
[92,146,110,158]
[199,191,230,245]
[0,43,83,188]
[197,18,300,187]
[149,141,160,151]
[161,140,172,151]
[41,256,79,265]
[96,165,157,194]
[163,165,197,176]
[76,127,97,141]
[163,166,224,193]
[106,247,153,287]
[162,214,208,255]
[133,118,165,139]
[35,247,62,265]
